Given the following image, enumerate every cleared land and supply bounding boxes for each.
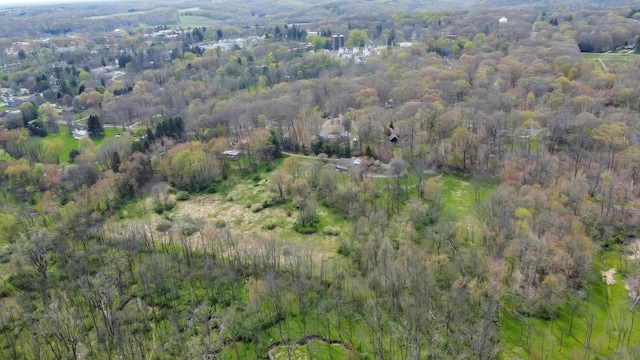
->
[41,126,120,163]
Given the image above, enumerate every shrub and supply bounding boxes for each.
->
[323,226,340,236]
[250,203,264,213]
[293,222,318,234]
[180,218,200,236]
[156,220,172,232]
[337,240,352,257]
[154,202,175,214]
[293,218,318,234]
[163,212,175,221]
[0,246,13,263]
[261,195,283,209]
[263,222,277,230]
[214,219,226,228]
[176,191,190,201]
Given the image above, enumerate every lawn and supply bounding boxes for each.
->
[582,52,639,71]
[41,126,120,163]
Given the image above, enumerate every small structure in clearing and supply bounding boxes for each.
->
[221,149,242,160]
[72,129,88,140]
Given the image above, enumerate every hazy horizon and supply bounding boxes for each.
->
[0,0,115,8]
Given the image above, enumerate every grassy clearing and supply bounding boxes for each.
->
[582,53,640,70]
[499,249,640,359]
[437,174,492,235]
[582,52,638,61]
[177,15,214,28]
[41,126,119,163]
[270,340,355,360]
[173,171,351,257]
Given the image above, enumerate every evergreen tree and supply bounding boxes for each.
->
[87,115,104,138]
[269,128,282,158]
[365,145,377,159]
[110,152,121,173]
[69,149,80,163]
[155,117,184,140]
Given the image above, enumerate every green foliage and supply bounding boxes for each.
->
[155,116,185,140]
[293,213,319,234]
[364,145,377,159]
[269,128,282,159]
[250,203,264,213]
[346,29,370,48]
[87,114,104,138]
[20,101,38,125]
[263,221,277,230]
[323,225,340,236]
[180,217,200,236]
[0,213,20,244]
[176,191,191,201]
[311,137,352,158]
[154,202,176,214]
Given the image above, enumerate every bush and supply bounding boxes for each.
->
[0,246,12,264]
[293,218,318,234]
[156,220,172,232]
[263,222,277,230]
[250,203,264,213]
[337,240,352,257]
[163,212,175,221]
[293,222,318,234]
[154,202,175,214]
[180,218,200,236]
[214,219,226,228]
[323,226,340,236]
[261,195,283,209]
[176,191,190,201]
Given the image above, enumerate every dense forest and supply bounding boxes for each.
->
[1,0,640,359]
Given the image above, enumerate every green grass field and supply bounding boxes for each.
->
[582,52,640,71]
[41,126,120,163]
[177,15,214,28]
